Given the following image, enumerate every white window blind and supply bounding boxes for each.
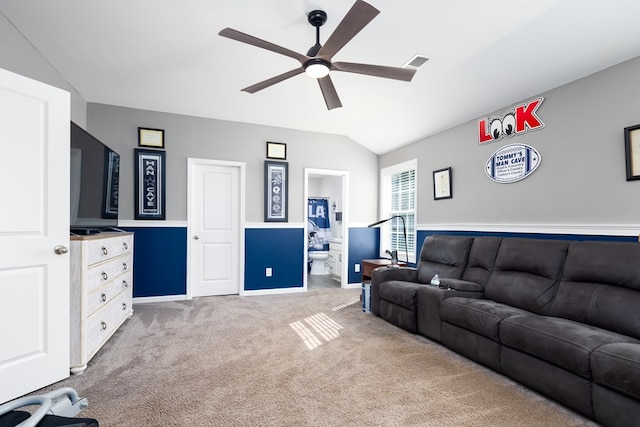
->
[380,159,417,263]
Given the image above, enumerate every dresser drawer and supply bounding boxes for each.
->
[86,254,132,293]
[86,235,132,266]
[86,287,133,359]
[86,270,132,316]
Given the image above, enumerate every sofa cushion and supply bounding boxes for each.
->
[500,315,639,378]
[552,240,640,340]
[461,236,502,287]
[416,235,473,283]
[440,297,530,342]
[484,238,569,315]
[379,281,422,310]
[592,343,640,401]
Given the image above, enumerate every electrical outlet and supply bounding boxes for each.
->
[266,267,272,277]
[355,263,360,273]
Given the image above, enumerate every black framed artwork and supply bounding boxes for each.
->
[138,127,165,149]
[624,124,640,181]
[135,149,166,220]
[264,160,288,222]
[102,150,120,218]
[266,141,287,160]
[433,167,452,200]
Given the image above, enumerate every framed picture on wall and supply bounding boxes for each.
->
[624,124,640,181]
[138,127,165,149]
[433,167,452,200]
[264,160,288,222]
[135,149,166,220]
[266,141,287,160]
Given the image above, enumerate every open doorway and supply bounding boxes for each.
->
[304,168,349,290]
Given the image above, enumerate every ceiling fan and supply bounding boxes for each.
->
[218,0,416,110]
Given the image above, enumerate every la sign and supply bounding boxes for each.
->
[478,97,545,144]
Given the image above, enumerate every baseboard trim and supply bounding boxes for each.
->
[133,294,188,304]
[242,287,306,296]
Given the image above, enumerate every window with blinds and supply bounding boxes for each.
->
[380,159,417,263]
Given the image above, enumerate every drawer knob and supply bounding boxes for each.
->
[101,321,107,330]
[123,242,128,250]
[122,262,127,271]
[101,293,107,302]
[101,271,108,281]
[122,302,127,311]
[101,246,108,255]
[122,280,128,288]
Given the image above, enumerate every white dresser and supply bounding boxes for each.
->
[69,231,134,375]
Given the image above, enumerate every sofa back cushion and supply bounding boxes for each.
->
[417,235,474,283]
[484,238,569,315]
[552,241,640,340]
[461,236,502,287]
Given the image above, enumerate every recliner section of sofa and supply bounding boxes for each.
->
[371,235,474,333]
[370,234,640,427]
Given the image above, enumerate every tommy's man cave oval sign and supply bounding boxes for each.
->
[485,143,541,183]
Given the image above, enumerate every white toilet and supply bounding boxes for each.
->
[309,251,330,275]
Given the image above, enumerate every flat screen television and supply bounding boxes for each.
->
[70,122,120,234]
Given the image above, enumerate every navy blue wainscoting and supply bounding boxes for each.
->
[122,227,188,297]
[415,230,637,256]
[347,227,380,284]
[245,227,304,291]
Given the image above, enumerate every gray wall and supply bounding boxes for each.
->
[381,56,640,227]
[87,103,378,223]
[0,12,87,126]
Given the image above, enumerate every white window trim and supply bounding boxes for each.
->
[379,159,417,263]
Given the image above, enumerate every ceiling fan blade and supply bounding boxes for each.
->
[332,61,416,81]
[317,0,379,59]
[242,67,305,93]
[317,76,342,110]
[219,28,308,64]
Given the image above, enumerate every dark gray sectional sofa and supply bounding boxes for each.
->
[370,235,640,427]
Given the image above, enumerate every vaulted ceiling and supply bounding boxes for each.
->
[2,0,640,154]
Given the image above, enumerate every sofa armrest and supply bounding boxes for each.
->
[371,266,418,284]
[416,285,485,341]
[370,267,418,315]
[438,278,484,292]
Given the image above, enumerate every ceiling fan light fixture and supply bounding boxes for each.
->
[304,59,330,79]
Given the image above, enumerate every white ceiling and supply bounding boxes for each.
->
[2,0,640,154]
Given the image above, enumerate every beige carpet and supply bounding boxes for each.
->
[34,288,597,426]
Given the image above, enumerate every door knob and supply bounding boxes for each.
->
[54,245,68,255]
[194,235,200,240]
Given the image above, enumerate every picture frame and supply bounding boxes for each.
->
[266,141,287,160]
[264,160,288,222]
[135,149,166,220]
[624,124,640,181]
[138,127,165,149]
[102,150,120,218]
[433,167,452,200]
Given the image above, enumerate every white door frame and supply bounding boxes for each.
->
[304,168,352,289]
[186,158,246,298]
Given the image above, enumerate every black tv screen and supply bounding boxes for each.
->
[70,122,120,234]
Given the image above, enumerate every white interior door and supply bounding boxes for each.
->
[188,159,244,297]
[0,68,70,403]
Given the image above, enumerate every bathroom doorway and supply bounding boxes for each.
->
[304,168,349,290]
